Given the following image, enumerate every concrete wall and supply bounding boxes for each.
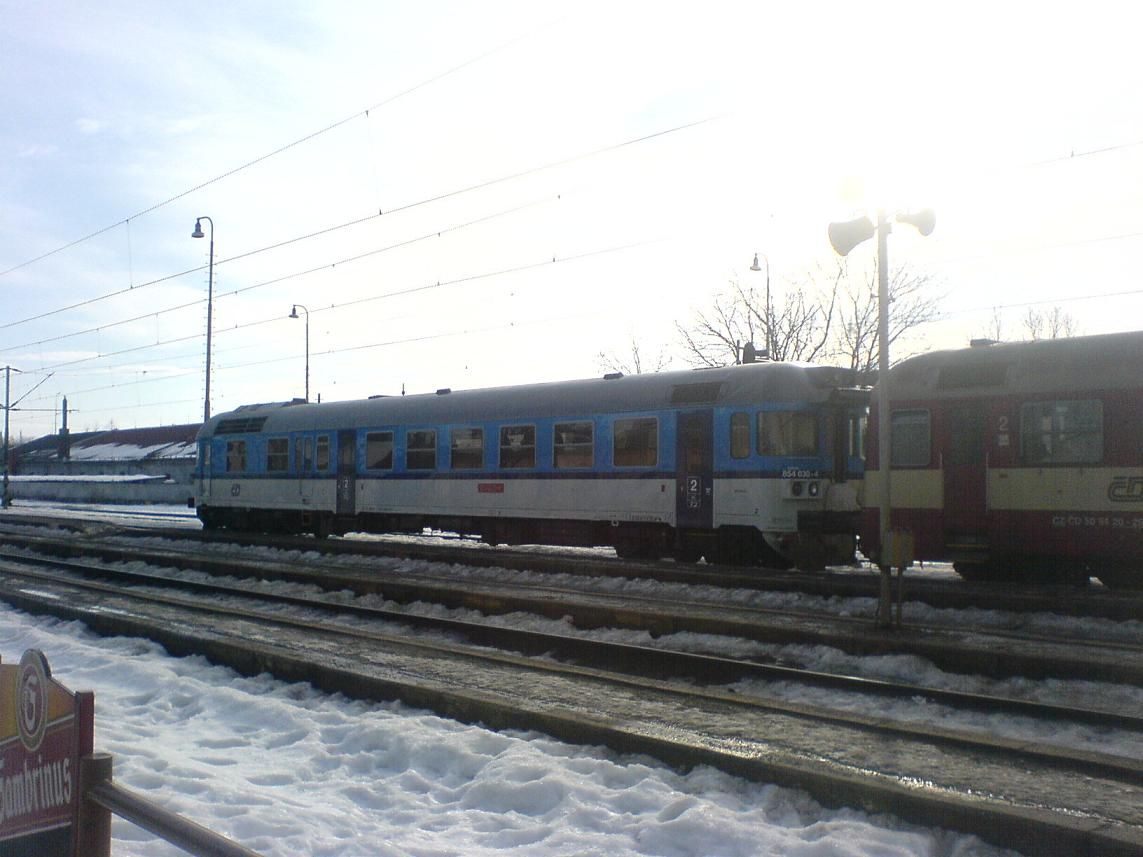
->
[7,478,194,506]
[24,460,195,481]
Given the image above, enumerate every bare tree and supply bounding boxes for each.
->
[985,307,1005,343]
[674,280,759,368]
[832,261,941,372]
[597,337,671,375]
[675,276,838,367]
[1023,306,1079,340]
[676,261,939,371]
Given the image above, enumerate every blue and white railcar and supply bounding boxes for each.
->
[194,362,868,568]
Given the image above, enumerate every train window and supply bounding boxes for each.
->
[554,421,593,468]
[758,412,818,456]
[225,440,247,472]
[614,417,658,467]
[890,410,931,467]
[266,438,289,472]
[406,429,437,470]
[730,412,751,459]
[365,432,394,470]
[499,425,536,468]
[451,428,484,470]
[316,435,330,471]
[1020,400,1103,465]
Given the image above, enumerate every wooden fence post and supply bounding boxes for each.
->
[76,752,113,857]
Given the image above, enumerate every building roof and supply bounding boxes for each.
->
[14,424,200,463]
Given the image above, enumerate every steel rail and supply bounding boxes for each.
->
[3,550,1142,742]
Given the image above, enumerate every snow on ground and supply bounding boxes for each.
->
[84,552,1141,763]
[0,607,1020,857]
[1,502,1134,854]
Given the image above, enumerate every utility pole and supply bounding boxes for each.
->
[3,366,12,508]
[829,208,934,628]
[1,366,50,509]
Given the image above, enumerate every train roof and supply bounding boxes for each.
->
[885,329,1143,401]
[200,361,865,438]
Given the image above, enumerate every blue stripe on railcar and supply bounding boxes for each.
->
[203,401,856,484]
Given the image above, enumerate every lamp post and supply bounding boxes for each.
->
[829,207,934,628]
[2,366,13,508]
[289,304,310,403]
[191,217,215,424]
[749,252,771,357]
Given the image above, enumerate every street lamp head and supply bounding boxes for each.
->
[289,306,299,319]
[750,253,762,272]
[191,218,205,239]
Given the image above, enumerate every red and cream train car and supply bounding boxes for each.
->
[861,330,1143,587]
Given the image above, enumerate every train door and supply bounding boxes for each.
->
[297,436,314,502]
[336,429,356,516]
[943,407,988,547]
[676,410,713,530]
[198,440,212,502]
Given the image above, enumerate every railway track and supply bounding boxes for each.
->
[0,531,1142,854]
[4,510,1141,621]
[2,525,1142,681]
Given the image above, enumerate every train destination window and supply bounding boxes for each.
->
[406,429,437,470]
[554,421,593,468]
[890,410,931,467]
[451,427,484,469]
[670,381,723,405]
[730,412,750,459]
[266,438,289,472]
[1020,400,1103,465]
[365,432,394,470]
[499,425,536,468]
[614,417,658,467]
[316,435,331,471]
[758,411,818,456]
[226,440,247,472]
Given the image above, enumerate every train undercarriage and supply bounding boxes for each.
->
[196,505,855,570]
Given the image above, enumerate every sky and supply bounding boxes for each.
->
[3,1,1143,438]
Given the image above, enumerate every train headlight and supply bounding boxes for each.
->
[791,481,804,497]
[808,481,820,498]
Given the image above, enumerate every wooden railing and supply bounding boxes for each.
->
[77,754,264,857]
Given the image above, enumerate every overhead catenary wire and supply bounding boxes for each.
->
[0,113,718,336]
[43,306,605,417]
[938,284,1143,320]
[21,237,655,377]
[4,111,1135,342]
[0,19,555,280]
[0,192,561,356]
